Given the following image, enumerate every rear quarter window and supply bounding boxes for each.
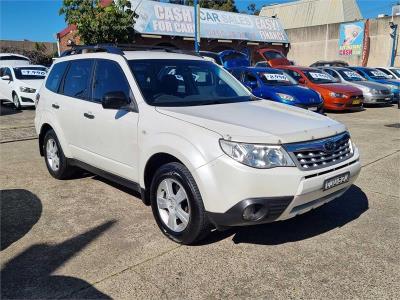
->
[45,62,69,93]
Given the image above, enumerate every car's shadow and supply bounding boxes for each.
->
[0,101,21,116]
[199,185,368,245]
[1,189,115,299]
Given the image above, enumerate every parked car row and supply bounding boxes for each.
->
[201,49,400,111]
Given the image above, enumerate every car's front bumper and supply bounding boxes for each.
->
[18,91,36,107]
[363,93,393,104]
[196,149,361,228]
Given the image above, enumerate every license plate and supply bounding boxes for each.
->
[352,99,361,105]
[385,97,391,101]
[323,172,350,191]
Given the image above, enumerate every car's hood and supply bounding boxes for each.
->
[156,101,346,144]
[18,79,44,90]
[347,80,392,91]
[315,83,361,94]
[372,79,400,87]
[265,85,321,104]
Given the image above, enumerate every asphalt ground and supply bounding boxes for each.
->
[1,102,399,299]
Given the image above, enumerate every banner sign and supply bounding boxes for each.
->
[309,72,331,80]
[132,0,289,43]
[339,21,365,56]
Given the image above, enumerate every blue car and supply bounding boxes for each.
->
[200,50,250,69]
[230,67,324,112]
[348,66,400,103]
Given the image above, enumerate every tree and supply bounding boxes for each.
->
[186,0,238,12]
[59,0,135,45]
[246,3,260,15]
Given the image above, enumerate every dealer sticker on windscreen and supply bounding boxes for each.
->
[21,70,47,76]
[323,172,350,191]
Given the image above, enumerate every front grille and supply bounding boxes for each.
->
[350,95,363,100]
[283,132,353,171]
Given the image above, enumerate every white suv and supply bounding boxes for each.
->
[35,46,361,244]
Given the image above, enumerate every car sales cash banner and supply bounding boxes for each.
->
[131,0,289,43]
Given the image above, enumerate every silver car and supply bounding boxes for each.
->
[320,67,393,104]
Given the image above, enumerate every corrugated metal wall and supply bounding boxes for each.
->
[260,0,362,29]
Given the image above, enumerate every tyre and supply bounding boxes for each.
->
[13,93,21,110]
[43,129,75,179]
[150,162,211,245]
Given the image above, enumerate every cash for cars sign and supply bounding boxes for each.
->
[338,21,365,56]
[132,0,289,43]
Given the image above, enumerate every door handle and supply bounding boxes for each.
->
[83,112,95,119]
[52,103,60,109]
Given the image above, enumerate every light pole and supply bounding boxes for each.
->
[194,0,200,52]
[389,21,398,67]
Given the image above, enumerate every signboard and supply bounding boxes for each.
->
[132,0,289,43]
[309,72,331,80]
[263,73,289,81]
[339,21,365,56]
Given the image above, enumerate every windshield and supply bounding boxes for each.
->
[338,69,366,82]
[128,59,252,107]
[13,67,47,80]
[364,69,391,79]
[258,72,297,86]
[390,68,400,77]
[303,70,337,84]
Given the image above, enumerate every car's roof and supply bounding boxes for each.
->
[279,66,318,71]
[55,50,205,63]
[0,53,30,59]
[1,64,46,69]
[320,66,352,71]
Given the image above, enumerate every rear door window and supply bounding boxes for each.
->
[62,59,94,100]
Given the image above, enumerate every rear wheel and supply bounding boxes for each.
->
[13,94,21,110]
[43,130,75,179]
[150,162,211,244]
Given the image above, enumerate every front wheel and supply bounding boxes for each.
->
[150,162,211,245]
[13,94,21,110]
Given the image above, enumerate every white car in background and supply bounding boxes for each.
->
[0,53,31,67]
[375,67,400,81]
[0,65,47,109]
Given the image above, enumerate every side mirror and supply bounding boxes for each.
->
[102,91,129,110]
[298,78,306,85]
[1,75,11,81]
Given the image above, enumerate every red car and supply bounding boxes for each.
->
[277,66,364,111]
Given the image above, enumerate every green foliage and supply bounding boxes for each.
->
[246,3,260,15]
[186,0,238,12]
[0,46,54,67]
[59,0,135,45]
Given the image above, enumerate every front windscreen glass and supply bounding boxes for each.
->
[258,72,297,86]
[390,68,400,77]
[338,69,366,82]
[364,69,391,79]
[13,67,47,80]
[303,70,336,84]
[128,59,252,107]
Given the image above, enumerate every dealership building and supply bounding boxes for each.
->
[57,0,290,63]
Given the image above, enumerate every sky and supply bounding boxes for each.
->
[0,0,397,42]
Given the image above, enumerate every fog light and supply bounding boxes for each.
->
[242,204,268,221]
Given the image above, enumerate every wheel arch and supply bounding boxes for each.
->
[38,123,54,156]
[141,152,185,205]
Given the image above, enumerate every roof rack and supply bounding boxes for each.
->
[60,44,201,57]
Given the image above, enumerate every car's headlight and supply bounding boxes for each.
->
[386,84,398,90]
[219,140,295,169]
[276,93,295,101]
[329,92,346,98]
[370,88,379,94]
[20,86,36,93]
